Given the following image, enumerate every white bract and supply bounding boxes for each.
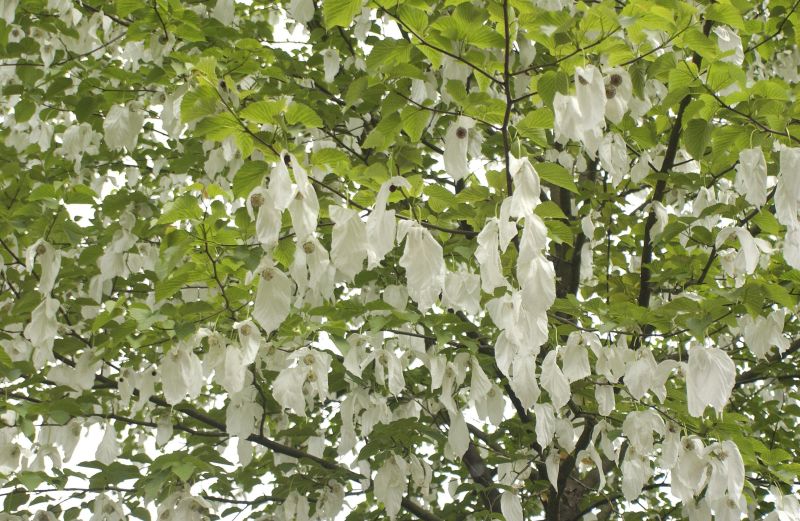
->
[374,455,408,520]
[776,147,800,227]
[252,257,294,335]
[103,103,144,152]
[714,26,744,66]
[686,344,736,417]
[443,116,476,180]
[329,205,368,280]
[398,221,445,311]
[735,147,768,208]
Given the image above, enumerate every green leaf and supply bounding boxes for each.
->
[456,185,490,204]
[173,21,206,42]
[517,108,554,144]
[240,100,285,124]
[682,28,718,61]
[157,194,203,224]
[194,113,240,141]
[534,201,568,220]
[705,4,745,30]
[323,0,362,29]
[235,131,255,158]
[401,106,431,142]
[171,461,196,482]
[425,184,455,212]
[232,161,269,199]
[75,96,99,122]
[668,61,699,92]
[311,148,350,169]
[116,0,144,17]
[28,184,57,202]
[751,209,781,235]
[181,85,218,123]
[536,163,578,194]
[518,109,554,130]
[14,99,35,123]
[546,220,574,246]
[0,348,11,368]
[362,113,402,150]
[760,282,796,308]
[3,489,28,512]
[366,39,413,72]
[684,119,712,159]
[155,271,190,302]
[537,71,570,107]
[397,5,428,34]
[285,102,323,128]
[16,472,45,491]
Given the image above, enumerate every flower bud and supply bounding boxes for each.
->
[250,193,264,208]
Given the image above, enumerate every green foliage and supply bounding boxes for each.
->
[0,0,799,520]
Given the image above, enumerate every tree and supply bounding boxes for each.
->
[1,0,800,519]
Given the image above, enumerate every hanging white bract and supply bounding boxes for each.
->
[443,116,476,181]
[686,344,736,417]
[329,205,368,280]
[103,103,144,152]
[734,147,767,208]
[252,257,294,335]
[398,221,445,311]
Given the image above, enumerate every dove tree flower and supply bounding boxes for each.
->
[2,2,800,521]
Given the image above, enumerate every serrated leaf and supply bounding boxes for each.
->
[171,461,196,482]
[683,29,718,60]
[401,106,430,142]
[28,184,57,202]
[668,62,699,92]
[425,184,455,212]
[534,201,568,220]
[760,282,795,308]
[14,99,35,123]
[397,5,428,34]
[323,0,362,29]
[232,161,269,199]
[235,131,255,158]
[286,102,322,128]
[16,472,45,491]
[0,348,11,368]
[312,148,350,168]
[456,185,491,203]
[366,39,413,72]
[536,163,578,194]
[240,100,285,124]
[194,113,240,141]
[546,220,574,246]
[538,71,570,107]
[751,209,781,235]
[705,4,744,30]
[362,113,402,150]
[467,26,505,49]
[155,271,190,302]
[684,119,712,159]
[180,86,218,123]
[157,194,203,224]
[519,109,554,130]
[116,0,144,17]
